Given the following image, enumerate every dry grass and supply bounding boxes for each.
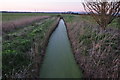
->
[2,16,50,33]
[65,15,120,78]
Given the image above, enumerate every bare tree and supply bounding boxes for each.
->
[83,0,120,30]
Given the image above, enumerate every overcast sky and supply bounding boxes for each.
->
[0,0,85,12]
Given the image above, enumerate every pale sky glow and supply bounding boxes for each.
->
[0,0,85,12]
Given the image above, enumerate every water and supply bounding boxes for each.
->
[40,19,82,78]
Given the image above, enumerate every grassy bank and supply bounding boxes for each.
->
[2,16,58,78]
[64,14,120,78]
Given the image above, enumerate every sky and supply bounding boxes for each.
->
[0,0,85,12]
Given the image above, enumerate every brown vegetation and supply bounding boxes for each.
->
[2,16,50,33]
[65,16,120,78]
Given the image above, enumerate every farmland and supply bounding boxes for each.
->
[2,13,120,78]
[2,13,56,22]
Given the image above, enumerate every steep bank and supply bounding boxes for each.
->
[64,15,120,78]
[2,16,60,78]
[28,17,60,78]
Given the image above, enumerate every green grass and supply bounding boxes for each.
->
[62,14,75,22]
[2,13,58,22]
[2,17,56,77]
[66,14,120,29]
[108,17,120,29]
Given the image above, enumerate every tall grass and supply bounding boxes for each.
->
[64,15,120,78]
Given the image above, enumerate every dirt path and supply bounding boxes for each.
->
[2,16,50,32]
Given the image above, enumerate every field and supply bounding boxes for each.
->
[2,13,57,22]
[2,13,120,78]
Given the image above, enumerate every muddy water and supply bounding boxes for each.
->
[40,19,82,78]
